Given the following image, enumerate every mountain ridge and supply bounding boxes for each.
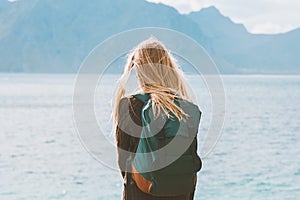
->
[0,0,299,74]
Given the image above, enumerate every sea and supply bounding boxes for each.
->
[0,73,299,200]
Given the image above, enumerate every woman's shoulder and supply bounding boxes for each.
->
[119,94,146,115]
[120,93,149,104]
[119,94,145,126]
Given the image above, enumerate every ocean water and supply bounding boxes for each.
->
[0,73,299,200]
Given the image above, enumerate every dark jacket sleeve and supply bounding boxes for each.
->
[115,125,131,178]
[115,96,144,178]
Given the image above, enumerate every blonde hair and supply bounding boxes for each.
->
[113,36,191,131]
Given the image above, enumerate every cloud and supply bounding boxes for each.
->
[146,0,212,13]
[146,0,300,34]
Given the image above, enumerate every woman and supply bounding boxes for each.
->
[113,37,202,200]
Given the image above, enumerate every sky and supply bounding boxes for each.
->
[146,0,300,34]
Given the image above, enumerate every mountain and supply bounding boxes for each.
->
[0,0,206,73]
[186,6,300,74]
[0,0,299,74]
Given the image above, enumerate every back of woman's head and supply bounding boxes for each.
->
[113,36,191,129]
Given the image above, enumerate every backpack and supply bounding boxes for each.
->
[130,93,202,196]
